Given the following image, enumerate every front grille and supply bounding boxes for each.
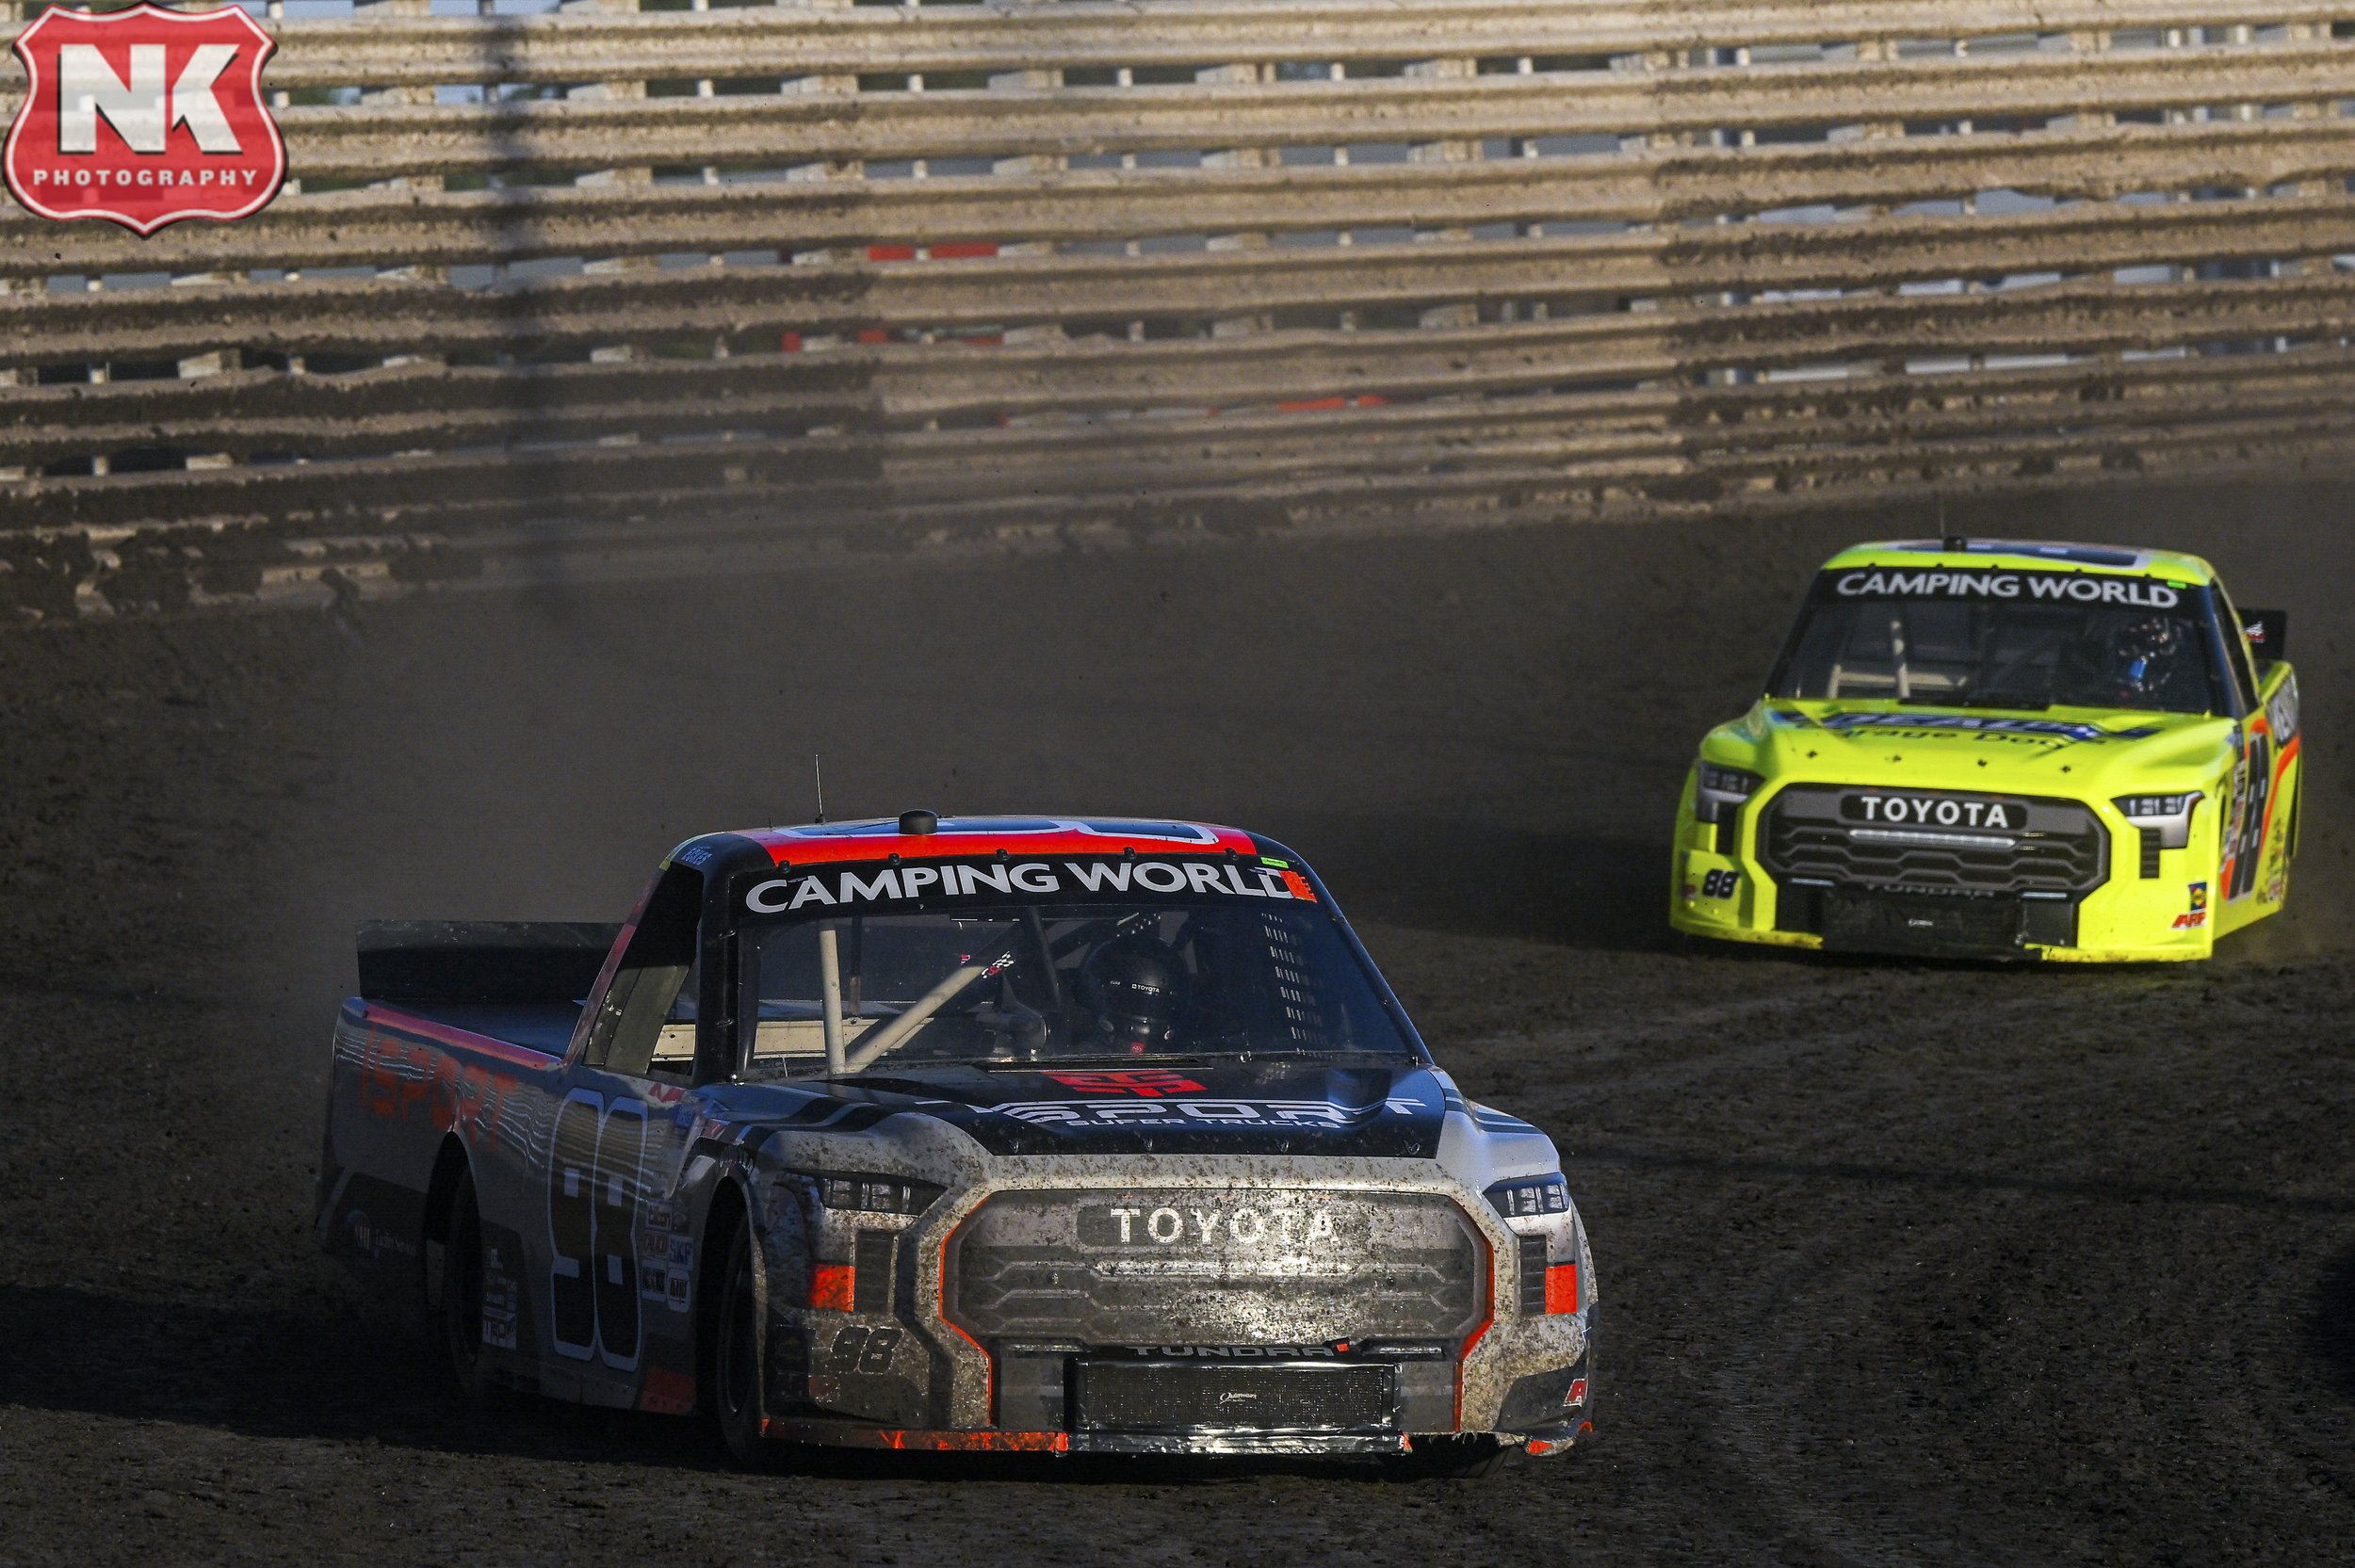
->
[1072,1361,1395,1434]
[1761,785,2107,898]
[945,1188,1485,1346]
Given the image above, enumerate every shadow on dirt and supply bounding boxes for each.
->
[0,1284,1481,1486]
[0,1284,510,1453]
[2314,1239,2355,1401]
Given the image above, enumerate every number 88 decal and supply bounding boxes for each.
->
[548,1091,644,1369]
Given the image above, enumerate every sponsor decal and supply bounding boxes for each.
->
[1819,711,2160,744]
[1846,794,2017,830]
[481,1249,520,1350]
[638,1208,692,1298]
[973,1095,1419,1129]
[1829,569,2183,608]
[1080,1200,1350,1249]
[1566,1377,1589,1408]
[2171,911,2208,929]
[2188,881,2209,912]
[345,1208,418,1264]
[745,856,1312,913]
[1041,1069,1207,1097]
[674,843,715,867]
[2266,677,2300,746]
[5,4,286,234]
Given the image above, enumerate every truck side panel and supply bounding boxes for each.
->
[317,999,565,1309]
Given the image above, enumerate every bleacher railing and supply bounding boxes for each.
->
[6,1,2355,612]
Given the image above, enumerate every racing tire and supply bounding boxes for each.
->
[443,1167,498,1406]
[711,1219,768,1465]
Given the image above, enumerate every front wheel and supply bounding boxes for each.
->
[710,1220,768,1463]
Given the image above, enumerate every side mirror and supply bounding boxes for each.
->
[2242,607,2288,662]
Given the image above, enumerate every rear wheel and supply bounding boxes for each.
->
[710,1219,767,1463]
[443,1167,495,1403]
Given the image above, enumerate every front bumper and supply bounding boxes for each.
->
[750,1161,1596,1455]
[1669,779,2217,962]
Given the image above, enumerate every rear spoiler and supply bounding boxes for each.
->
[357,921,621,1004]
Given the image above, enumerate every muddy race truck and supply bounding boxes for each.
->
[317,814,1597,1472]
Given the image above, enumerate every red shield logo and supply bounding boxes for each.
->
[1042,1070,1207,1097]
[5,4,284,235]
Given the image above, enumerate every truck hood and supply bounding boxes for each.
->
[1714,699,2239,795]
[709,1059,1461,1158]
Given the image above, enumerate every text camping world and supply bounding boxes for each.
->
[1833,570,2182,607]
[744,859,1305,913]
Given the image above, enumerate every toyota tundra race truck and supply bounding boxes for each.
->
[1671,539,2299,961]
[318,814,1596,1471]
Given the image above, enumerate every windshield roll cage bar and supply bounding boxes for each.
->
[1762,577,2244,719]
[675,853,1435,1085]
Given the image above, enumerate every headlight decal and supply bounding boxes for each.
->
[1485,1175,1569,1219]
[2112,792,2201,849]
[1695,764,1762,825]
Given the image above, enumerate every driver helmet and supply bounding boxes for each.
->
[2103,613,2184,701]
[1078,932,1187,1052]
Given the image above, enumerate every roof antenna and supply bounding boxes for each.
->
[1938,494,1967,555]
[813,753,826,824]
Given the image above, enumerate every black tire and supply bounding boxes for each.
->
[443,1167,496,1405]
[710,1218,768,1464]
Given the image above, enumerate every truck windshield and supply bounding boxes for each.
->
[1773,574,2229,716]
[734,876,1412,1078]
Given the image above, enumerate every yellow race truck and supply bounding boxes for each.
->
[1672,539,2299,961]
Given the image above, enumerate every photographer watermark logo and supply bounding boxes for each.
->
[5,4,284,234]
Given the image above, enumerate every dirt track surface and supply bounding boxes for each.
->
[2,486,2352,1566]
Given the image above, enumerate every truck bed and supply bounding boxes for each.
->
[349,919,616,1062]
